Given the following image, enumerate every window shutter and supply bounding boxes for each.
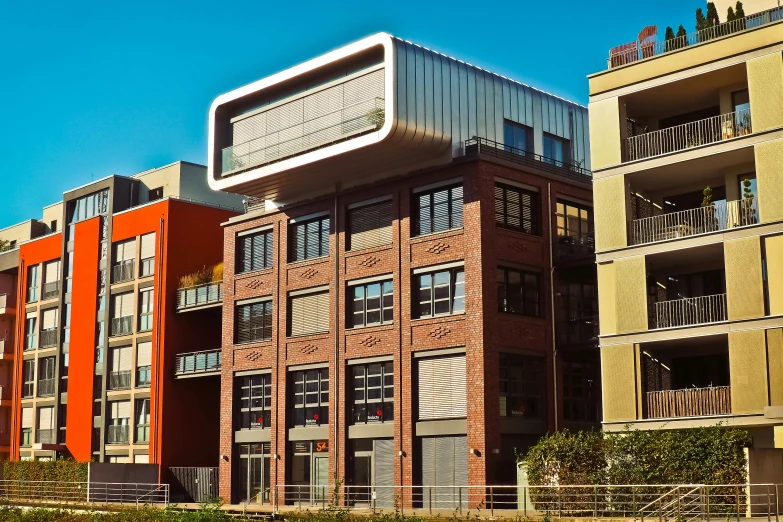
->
[44,261,60,284]
[140,233,155,260]
[116,293,134,317]
[21,408,33,428]
[494,185,505,226]
[454,436,468,487]
[38,407,53,429]
[290,291,329,336]
[117,401,131,420]
[375,439,395,507]
[349,201,392,251]
[42,309,57,330]
[450,185,464,229]
[137,342,152,367]
[113,346,131,372]
[418,355,467,420]
[117,240,136,262]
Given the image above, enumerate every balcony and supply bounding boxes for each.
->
[36,429,55,444]
[556,317,599,347]
[174,349,222,378]
[555,232,595,263]
[177,282,223,312]
[646,386,731,419]
[653,293,727,329]
[42,281,59,300]
[39,329,57,348]
[108,371,131,390]
[111,316,133,337]
[37,378,55,397]
[0,293,14,313]
[107,424,129,444]
[608,5,783,68]
[626,108,752,162]
[631,197,758,245]
[112,260,135,284]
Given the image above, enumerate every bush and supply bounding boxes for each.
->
[3,459,88,483]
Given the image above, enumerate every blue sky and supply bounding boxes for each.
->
[0,0,698,227]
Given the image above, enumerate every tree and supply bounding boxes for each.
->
[696,7,708,32]
[665,26,676,51]
[735,1,746,19]
[727,6,736,21]
[707,2,721,27]
[677,25,688,38]
[0,240,9,253]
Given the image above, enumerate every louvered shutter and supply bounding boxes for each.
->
[418,355,467,420]
[112,346,131,372]
[137,342,152,367]
[140,233,155,260]
[116,401,131,420]
[422,437,436,506]
[494,185,505,226]
[38,407,53,430]
[454,436,468,488]
[450,186,463,229]
[374,439,395,507]
[21,408,33,428]
[349,201,392,251]
[290,291,329,336]
[44,261,59,284]
[42,309,57,330]
[116,293,134,317]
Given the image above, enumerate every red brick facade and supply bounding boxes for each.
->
[219,155,595,503]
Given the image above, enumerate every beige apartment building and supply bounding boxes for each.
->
[588,5,783,449]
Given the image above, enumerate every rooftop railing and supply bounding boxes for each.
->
[631,197,758,245]
[646,386,731,419]
[608,6,783,68]
[625,108,752,162]
[464,136,592,180]
[177,281,223,310]
[653,293,727,329]
[174,349,222,377]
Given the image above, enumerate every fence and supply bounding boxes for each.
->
[654,293,727,329]
[169,467,218,503]
[111,316,133,336]
[177,281,223,310]
[464,136,592,180]
[0,480,169,508]
[646,386,731,419]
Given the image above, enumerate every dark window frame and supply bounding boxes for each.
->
[543,133,571,166]
[556,200,593,239]
[351,361,394,424]
[562,360,600,423]
[237,373,272,430]
[236,229,273,273]
[495,182,541,235]
[288,215,330,263]
[497,266,542,317]
[413,184,464,237]
[235,300,273,344]
[291,368,329,428]
[499,353,544,419]
[349,280,393,328]
[414,267,465,319]
[22,360,34,398]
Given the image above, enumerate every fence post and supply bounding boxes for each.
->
[594,485,598,518]
[459,487,463,516]
[737,485,741,522]
[524,485,527,518]
[490,486,494,518]
[429,487,432,516]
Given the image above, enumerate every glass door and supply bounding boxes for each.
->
[238,443,270,504]
[313,455,329,504]
[352,455,372,505]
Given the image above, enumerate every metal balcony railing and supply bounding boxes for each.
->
[626,108,752,162]
[42,281,60,300]
[39,329,57,348]
[646,386,731,419]
[107,424,130,444]
[36,429,55,444]
[111,316,133,337]
[608,6,783,68]
[174,349,222,376]
[464,136,592,180]
[653,293,727,329]
[555,232,595,262]
[37,378,55,397]
[631,197,759,245]
[112,260,135,283]
[243,196,266,214]
[109,371,131,390]
[222,97,385,175]
[177,281,223,310]
[556,316,599,347]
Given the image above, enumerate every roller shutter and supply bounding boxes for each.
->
[418,355,467,420]
[111,401,131,421]
[111,346,131,372]
[44,261,60,284]
[290,291,329,337]
[421,436,468,509]
[349,200,392,251]
[21,408,33,428]
[42,308,58,330]
[113,293,134,318]
[137,342,152,367]
[115,239,136,262]
[140,233,156,260]
[38,407,54,430]
[374,439,394,507]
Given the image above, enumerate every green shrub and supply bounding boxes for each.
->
[2,459,88,483]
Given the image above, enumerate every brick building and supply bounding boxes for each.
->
[206,34,598,505]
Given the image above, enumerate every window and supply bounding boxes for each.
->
[40,308,58,347]
[109,346,131,390]
[37,406,54,444]
[136,342,152,387]
[43,260,60,299]
[418,355,466,420]
[148,187,163,202]
[415,267,465,318]
[499,353,543,419]
[108,401,131,444]
[560,281,597,321]
[543,134,570,166]
[289,290,329,337]
[111,292,134,336]
[348,200,392,251]
[21,408,33,446]
[50,220,57,233]
[556,200,592,239]
[139,233,156,277]
[235,300,273,344]
[237,374,272,430]
[732,88,750,114]
[289,215,329,262]
[352,362,393,424]
[113,240,136,283]
[503,120,532,153]
[27,265,39,303]
[497,267,541,317]
[291,369,329,427]
[24,315,37,351]
[138,289,154,332]
[237,229,273,273]
[413,184,463,236]
[495,183,540,235]
[562,361,599,422]
[350,280,393,328]
[136,398,150,443]
[37,357,56,397]
[22,361,34,398]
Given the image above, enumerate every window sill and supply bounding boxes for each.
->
[286,331,329,340]
[236,267,273,277]
[410,228,464,243]
[287,255,329,266]
[346,322,394,332]
[411,311,465,322]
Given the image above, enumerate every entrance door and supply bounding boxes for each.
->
[313,455,329,504]
[238,443,271,504]
[352,455,372,505]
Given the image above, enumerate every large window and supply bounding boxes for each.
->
[415,267,465,318]
[350,280,393,328]
[139,233,156,277]
[497,267,541,317]
[289,290,329,337]
[237,229,273,273]
[556,200,592,239]
[136,398,150,443]
[235,300,273,344]
[495,183,540,235]
[138,289,154,332]
[413,184,463,236]
[40,308,58,347]
[24,316,36,351]
[108,401,131,444]
[291,369,329,427]
[499,353,543,419]
[352,362,393,424]
[503,120,532,153]
[237,374,272,430]
[109,346,131,390]
[43,260,60,299]
[136,341,152,387]
[27,265,39,303]
[543,134,570,166]
[111,292,134,337]
[289,215,329,262]
[21,408,32,446]
[348,199,393,251]
[37,357,56,397]
[113,239,136,283]
[22,360,34,398]
[562,361,599,423]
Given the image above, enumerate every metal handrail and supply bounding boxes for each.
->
[555,232,596,261]
[631,197,759,245]
[39,329,57,348]
[42,281,59,300]
[646,386,731,419]
[174,349,222,375]
[654,293,727,329]
[608,5,783,68]
[0,480,169,507]
[177,281,223,309]
[626,108,752,161]
[465,136,592,178]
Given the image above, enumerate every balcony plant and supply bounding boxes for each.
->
[701,185,720,233]
[366,107,385,129]
[179,263,223,306]
[741,177,757,225]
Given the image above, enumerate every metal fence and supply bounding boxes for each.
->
[39,329,57,348]
[174,349,222,376]
[464,136,592,179]
[0,480,169,507]
[654,293,727,329]
[626,108,752,162]
[42,281,59,300]
[631,197,759,245]
[107,424,130,444]
[177,281,223,310]
[112,260,135,284]
[608,5,783,68]
[169,467,219,503]
[646,386,731,419]
[37,378,55,397]
[109,370,131,390]
[111,316,133,336]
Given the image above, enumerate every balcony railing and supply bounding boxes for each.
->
[108,371,131,390]
[631,197,759,245]
[42,281,60,300]
[36,429,55,444]
[556,316,599,347]
[243,196,265,214]
[464,136,592,180]
[646,386,731,419]
[39,329,57,348]
[111,316,133,337]
[222,97,385,175]
[37,378,55,397]
[174,349,222,377]
[555,232,595,262]
[107,424,130,444]
[112,260,135,283]
[626,108,752,162]
[177,281,223,310]
[608,5,783,68]
[653,293,727,329]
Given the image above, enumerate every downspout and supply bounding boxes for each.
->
[547,184,559,432]
[153,217,165,479]
[12,259,25,460]
[333,184,341,482]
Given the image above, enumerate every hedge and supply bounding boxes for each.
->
[2,460,88,483]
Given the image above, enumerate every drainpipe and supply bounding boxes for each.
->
[153,217,165,479]
[333,184,341,482]
[548,184,559,432]
[12,259,25,461]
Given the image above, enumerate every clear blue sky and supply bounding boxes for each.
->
[0,0,698,227]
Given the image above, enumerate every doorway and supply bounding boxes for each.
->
[237,443,271,504]
[289,441,329,505]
